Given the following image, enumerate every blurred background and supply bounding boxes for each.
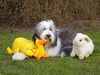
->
[0,0,100,32]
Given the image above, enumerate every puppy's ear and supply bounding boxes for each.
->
[84,35,91,42]
[84,37,90,42]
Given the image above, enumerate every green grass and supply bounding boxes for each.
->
[0,31,100,75]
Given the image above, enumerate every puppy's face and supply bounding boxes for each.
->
[73,33,90,46]
[35,20,56,44]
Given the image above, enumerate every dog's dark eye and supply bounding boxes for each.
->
[50,28,52,31]
[43,28,46,31]
[80,39,82,42]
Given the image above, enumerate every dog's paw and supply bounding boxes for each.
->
[61,52,65,58]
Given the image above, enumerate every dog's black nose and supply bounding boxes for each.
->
[46,34,51,38]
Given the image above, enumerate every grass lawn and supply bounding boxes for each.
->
[0,31,100,75]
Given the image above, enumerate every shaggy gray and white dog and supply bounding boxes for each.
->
[33,19,77,57]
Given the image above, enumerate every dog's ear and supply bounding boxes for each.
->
[32,32,41,42]
[47,19,54,24]
[47,19,55,28]
[32,33,36,42]
[51,31,58,47]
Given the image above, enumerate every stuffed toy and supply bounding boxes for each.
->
[7,37,36,56]
[7,37,48,60]
[32,39,48,60]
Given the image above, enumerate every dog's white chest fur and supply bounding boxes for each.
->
[45,38,61,57]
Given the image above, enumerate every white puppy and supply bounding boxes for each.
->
[70,33,94,60]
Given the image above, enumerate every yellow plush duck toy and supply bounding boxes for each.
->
[32,39,48,60]
[7,37,48,60]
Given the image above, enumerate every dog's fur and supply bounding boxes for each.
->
[70,33,94,60]
[33,20,77,57]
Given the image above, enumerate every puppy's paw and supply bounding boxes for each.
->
[85,54,89,58]
[79,55,84,60]
[70,51,76,57]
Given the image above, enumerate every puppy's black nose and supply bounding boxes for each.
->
[46,34,51,38]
